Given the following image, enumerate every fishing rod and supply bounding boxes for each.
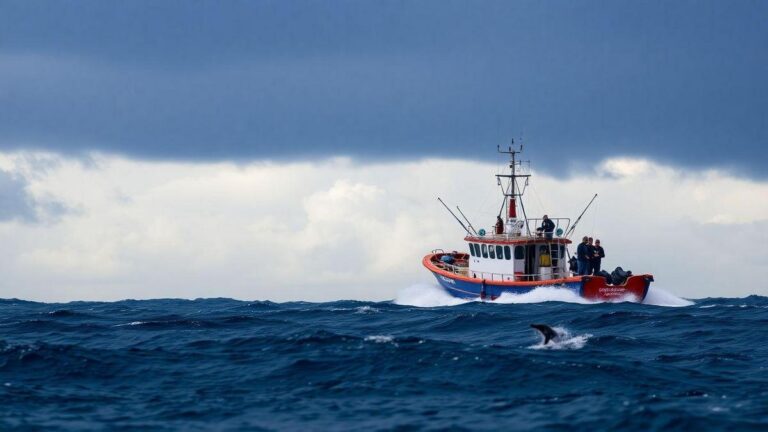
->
[456,206,479,235]
[437,197,471,235]
[565,193,598,239]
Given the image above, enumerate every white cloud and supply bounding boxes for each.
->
[0,151,766,302]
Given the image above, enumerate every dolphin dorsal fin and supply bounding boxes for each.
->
[530,324,558,345]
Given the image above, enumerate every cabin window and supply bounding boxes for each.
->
[489,245,496,259]
[496,245,503,260]
[504,246,511,260]
[560,245,566,258]
[482,244,488,258]
[514,246,524,260]
[468,243,476,257]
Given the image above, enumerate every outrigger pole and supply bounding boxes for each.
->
[437,197,471,235]
[564,193,598,238]
[456,206,479,235]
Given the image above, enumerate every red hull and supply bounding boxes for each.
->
[581,274,653,301]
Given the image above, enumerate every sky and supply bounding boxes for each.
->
[1,1,767,301]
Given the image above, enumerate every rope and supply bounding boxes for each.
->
[528,182,547,218]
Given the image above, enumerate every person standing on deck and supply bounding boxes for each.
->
[539,245,552,267]
[587,237,596,275]
[593,239,605,274]
[495,216,504,235]
[538,215,556,240]
[576,236,590,275]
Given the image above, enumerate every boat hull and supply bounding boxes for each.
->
[423,253,652,302]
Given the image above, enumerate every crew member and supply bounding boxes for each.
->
[587,237,596,275]
[495,216,504,235]
[537,215,556,240]
[568,256,578,275]
[539,245,551,267]
[593,239,605,274]
[576,236,590,275]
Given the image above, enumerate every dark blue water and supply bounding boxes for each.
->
[1,289,767,431]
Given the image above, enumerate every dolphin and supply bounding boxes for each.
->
[530,324,559,345]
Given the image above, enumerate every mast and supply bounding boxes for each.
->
[496,140,530,231]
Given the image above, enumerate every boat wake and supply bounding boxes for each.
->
[395,283,692,308]
[394,283,470,307]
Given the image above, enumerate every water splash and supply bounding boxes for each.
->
[495,286,594,305]
[642,287,694,307]
[528,326,592,350]
[394,283,470,307]
[396,282,693,308]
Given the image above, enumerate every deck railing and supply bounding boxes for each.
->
[469,217,571,240]
[434,261,571,282]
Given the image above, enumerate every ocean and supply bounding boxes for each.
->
[1,285,766,431]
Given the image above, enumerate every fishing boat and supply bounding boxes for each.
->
[423,142,653,302]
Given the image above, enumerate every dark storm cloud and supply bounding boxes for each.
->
[1,0,766,176]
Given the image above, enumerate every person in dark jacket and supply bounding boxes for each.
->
[495,216,504,235]
[537,215,556,240]
[593,239,605,274]
[587,237,596,275]
[576,236,590,275]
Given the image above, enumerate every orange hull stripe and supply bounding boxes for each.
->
[422,253,583,287]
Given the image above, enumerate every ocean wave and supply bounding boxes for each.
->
[0,295,767,430]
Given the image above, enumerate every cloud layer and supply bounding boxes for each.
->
[2,1,766,175]
[0,151,765,302]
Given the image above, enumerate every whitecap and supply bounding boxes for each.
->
[114,321,146,327]
[354,305,380,314]
[364,335,394,343]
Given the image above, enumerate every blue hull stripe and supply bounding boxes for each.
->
[431,272,581,299]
